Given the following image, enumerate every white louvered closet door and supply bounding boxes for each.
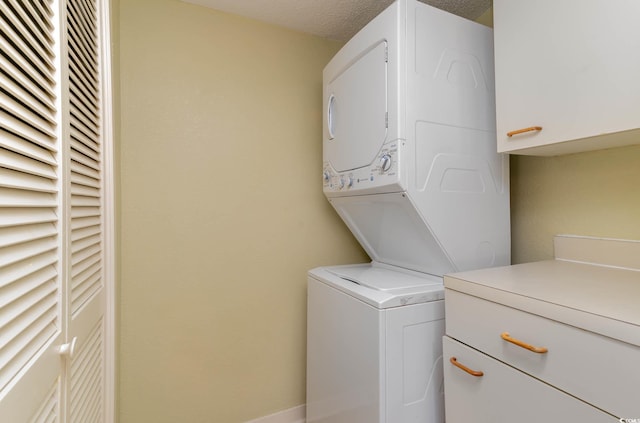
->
[63,0,107,421]
[0,0,65,421]
[0,0,112,422]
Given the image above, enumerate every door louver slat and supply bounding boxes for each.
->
[0,252,57,292]
[69,83,98,122]
[0,235,57,269]
[0,223,57,249]
[0,208,57,228]
[1,93,57,139]
[70,111,99,139]
[68,2,97,48]
[0,20,54,89]
[71,128,99,156]
[68,51,98,103]
[1,71,56,125]
[70,139,100,166]
[0,130,56,165]
[6,0,54,44]
[67,24,98,77]
[71,183,99,197]
[0,59,57,113]
[67,22,97,73]
[0,110,56,150]
[1,1,55,69]
[0,148,57,179]
[0,298,57,391]
[0,167,56,193]
[71,270,101,315]
[0,188,57,208]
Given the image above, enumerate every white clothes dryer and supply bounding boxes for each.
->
[306,264,445,423]
[322,0,510,275]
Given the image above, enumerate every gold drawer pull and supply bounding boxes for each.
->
[501,332,548,354]
[507,126,543,137]
[450,357,484,377]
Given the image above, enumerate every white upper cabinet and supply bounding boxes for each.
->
[493,0,640,155]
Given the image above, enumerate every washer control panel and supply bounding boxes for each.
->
[323,139,402,195]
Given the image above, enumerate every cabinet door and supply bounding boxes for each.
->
[494,0,640,155]
[443,337,616,422]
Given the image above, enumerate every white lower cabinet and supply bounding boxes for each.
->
[443,337,614,422]
[442,237,640,422]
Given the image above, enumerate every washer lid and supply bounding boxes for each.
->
[311,263,444,309]
[328,264,442,292]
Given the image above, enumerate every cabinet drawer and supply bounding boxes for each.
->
[443,337,615,422]
[445,289,640,418]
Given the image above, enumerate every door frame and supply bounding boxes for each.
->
[99,0,116,421]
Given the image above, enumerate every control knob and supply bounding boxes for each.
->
[379,154,392,172]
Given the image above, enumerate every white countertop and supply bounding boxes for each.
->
[444,236,640,348]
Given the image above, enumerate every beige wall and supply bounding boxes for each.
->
[475,6,493,27]
[118,0,367,421]
[117,2,640,421]
[511,146,640,263]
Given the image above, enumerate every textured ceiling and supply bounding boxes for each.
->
[181,0,492,41]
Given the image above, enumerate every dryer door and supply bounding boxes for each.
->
[324,41,388,173]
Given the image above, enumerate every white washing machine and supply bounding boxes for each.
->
[307,264,445,423]
[307,0,510,422]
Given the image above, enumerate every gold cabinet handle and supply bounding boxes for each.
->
[450,357,484,377]
[507,126,543,137]
[501,332,548,354]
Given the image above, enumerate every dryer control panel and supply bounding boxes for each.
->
[323,139,403,196]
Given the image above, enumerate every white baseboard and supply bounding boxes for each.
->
[245,405,305,423]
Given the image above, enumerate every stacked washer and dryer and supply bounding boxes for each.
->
[306,1,510,422]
